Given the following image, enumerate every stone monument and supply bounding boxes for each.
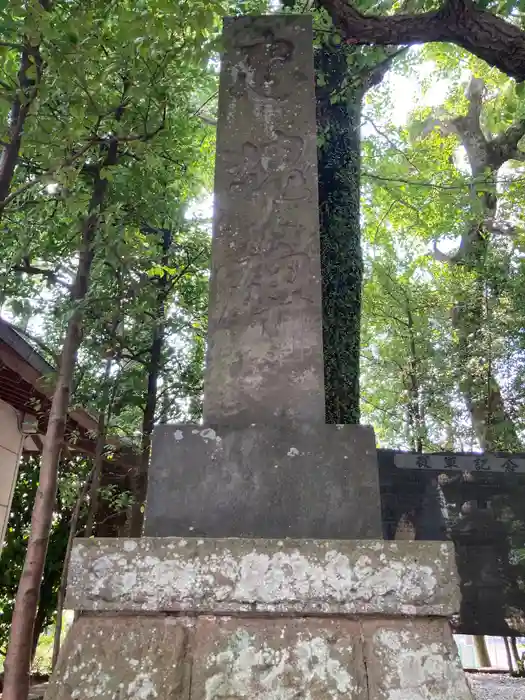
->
[47,15,474,700]
[144,13,380,541]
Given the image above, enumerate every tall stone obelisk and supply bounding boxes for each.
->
[203,15,325,428]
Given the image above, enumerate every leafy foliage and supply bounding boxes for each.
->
[0,455,90,659]
[361,44,525,451]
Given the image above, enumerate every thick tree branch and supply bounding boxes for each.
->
[12,258,59,284]
[452,78,489,175]
[489,118,525,166]
[319,0,525,81]
[418,76,525,171]
[363,47,407,91]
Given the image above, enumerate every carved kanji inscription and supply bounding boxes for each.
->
[204,16,324,426]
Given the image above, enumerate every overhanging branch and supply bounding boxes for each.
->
[319,0,525,81]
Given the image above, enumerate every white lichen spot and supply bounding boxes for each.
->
[200,427,217,441]
[91,555,114,579]
[123,540,138,553]
[127,673,157,699]
[296,637,355,696]
[121,571,137,592]
[287,447,300,457]
[374,627,470,700]
[440,543,451,557]
[204,630,355,700]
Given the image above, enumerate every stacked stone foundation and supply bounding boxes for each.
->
[47,537,474,699]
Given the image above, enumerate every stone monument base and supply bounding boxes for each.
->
[47,538,474,700]
[144,423,382,539]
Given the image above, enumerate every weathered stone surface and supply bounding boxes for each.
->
[362,618,473,700]
[204,15,325,427]
[45,616,192,700]
[191,617,367,700]
[144,423,381,539]
[66,537,460,616]
[46,615,474,700]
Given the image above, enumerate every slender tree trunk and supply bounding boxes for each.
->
[51,467,93,670]
[29,600,47,668]
[316,46,364,424]
[504,636,514,673]
[2,147,115,700]
[406,300,426,452]
[510,636,524,675]
[84,356,113,538]
[474,635,491,668]
[0,0,51,216]
[127,229,171,536]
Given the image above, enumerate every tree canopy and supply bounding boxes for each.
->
[361,43,525,453]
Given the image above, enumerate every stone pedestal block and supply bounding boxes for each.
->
[45,616,192,700]
[49,615,473,700]
[65,538,460,615]
[191,617,368,700]
[144,423,382,539]
[46,537,474,700]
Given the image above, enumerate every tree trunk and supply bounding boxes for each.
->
[438,78,523,452]
[84,356,113,538]
[315,37,400,424]
[474,635,491,668]
[0,44,43,215]
[316,45,364,424]
[452,242,520,450]
[127,228,171,536]
[2,147,115,700]
[406,299,426,452]
[510,636,524,675]
[51,468,93,670]
[29,598,47,668]
[504,636,514,673]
